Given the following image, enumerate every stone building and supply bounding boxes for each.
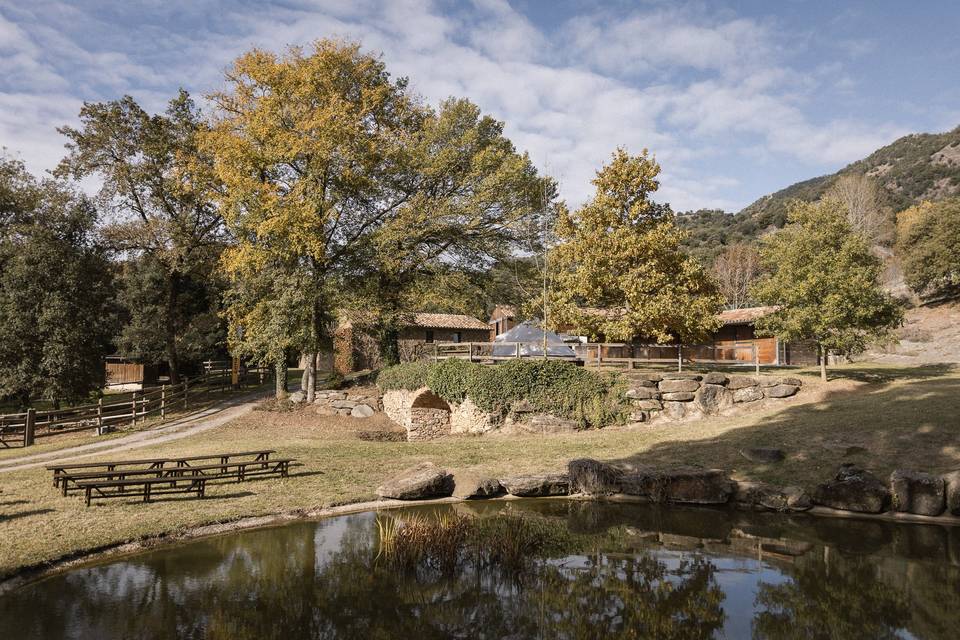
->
[333,312,490,375]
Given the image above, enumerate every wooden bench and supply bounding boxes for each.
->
[47,450,275,489]
[77,476,208,507]
[58,458,294,496]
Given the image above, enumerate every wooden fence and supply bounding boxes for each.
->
[0,365,268,449]
[428,341,762,373]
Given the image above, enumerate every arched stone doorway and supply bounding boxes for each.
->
[407,389,452,441]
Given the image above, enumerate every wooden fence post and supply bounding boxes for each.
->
[97,398,103,435]
[677,345,683,372]
[754,343,760,375]
[131,390,138,427]
[24,408,35,447]
[515,342,521,360]
[161,385,166,420]
[183,379,189,408]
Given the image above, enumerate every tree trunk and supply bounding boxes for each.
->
[818,343,828,382]
[379,323,400,367]
[165,271,181,384]
[275,358,288,399]
[304,352,316,403]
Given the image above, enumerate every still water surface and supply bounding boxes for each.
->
[2,501,959,639]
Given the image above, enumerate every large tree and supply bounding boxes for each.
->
[0,158,115,407]
[896,198,960,300]
[548,148,723,343]
[203,40,551,397]
[826,173,892,246]
[752,199,902,381]
[56,91,224,383]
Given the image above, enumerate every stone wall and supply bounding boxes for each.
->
[312,389,381,418]
[450,397,498,435]
[407,407,451,441]
[625,372,802,423]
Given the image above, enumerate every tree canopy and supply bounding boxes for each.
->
[0,158,115,407]
[548,148,723,343]
[56,91,225,382]
[752,198,902,380]
[896,198,960,300]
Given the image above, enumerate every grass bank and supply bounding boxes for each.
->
[0,363,957,579]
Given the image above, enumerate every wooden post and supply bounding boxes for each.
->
[183,379,189,408]
[24,408,35,447]
[677,345,683,372]
[97,398,103,434]
[597,345,602,370]
[160,385,167,420]
[468,343,474,363]
[515,342,521,360]
[754,343,760,375]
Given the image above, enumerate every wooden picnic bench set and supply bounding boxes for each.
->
[47,449,295,506]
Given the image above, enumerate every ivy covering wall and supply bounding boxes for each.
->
[377,359,626,428]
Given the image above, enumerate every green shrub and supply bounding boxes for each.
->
[376,362,431,391]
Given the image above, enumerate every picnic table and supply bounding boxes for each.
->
[44,450,294,506]
[47,450,275,489]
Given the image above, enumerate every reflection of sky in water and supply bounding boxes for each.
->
[0,505,945,639]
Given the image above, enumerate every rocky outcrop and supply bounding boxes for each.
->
[620,468,735,504]
[813,465,890,513]
[890,470,945,516]
[376,462,455,500]
[315,389,382,417]
[568,458,623,495]
[500,473,570,497]
[451,474,503,499]
[735,481,811,512]
[943,471,960,516]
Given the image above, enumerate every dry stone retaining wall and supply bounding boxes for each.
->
[625,372,802,423]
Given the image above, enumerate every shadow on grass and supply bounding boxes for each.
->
[604,372,960,487]
[0,508,54,523]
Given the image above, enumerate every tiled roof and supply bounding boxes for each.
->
[489,304,517,321]
[718,306,778,325]
[410,313,489,331]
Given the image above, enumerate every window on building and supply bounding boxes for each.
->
[425,330,434,343]
[452,332,462,343]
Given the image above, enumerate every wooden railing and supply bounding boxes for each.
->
[428,341,761,374]
[0,366,269,449]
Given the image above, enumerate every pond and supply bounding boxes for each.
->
[2,500,959,639]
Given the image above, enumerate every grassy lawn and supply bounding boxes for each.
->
[1,363,958,580]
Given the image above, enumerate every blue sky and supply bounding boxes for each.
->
[1,0,958,211]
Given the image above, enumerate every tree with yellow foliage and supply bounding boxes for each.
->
[547,149,723,344]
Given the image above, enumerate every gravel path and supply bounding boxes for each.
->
[0,389,272,474]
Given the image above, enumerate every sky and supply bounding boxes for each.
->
[1,0,958,212]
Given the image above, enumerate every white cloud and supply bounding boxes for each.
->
[0,0,917,212]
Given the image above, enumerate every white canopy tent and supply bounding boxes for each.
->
[492,322,577,358]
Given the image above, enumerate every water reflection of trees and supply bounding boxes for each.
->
[2,509,959,640]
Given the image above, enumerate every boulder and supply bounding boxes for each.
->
[694,384,732,414]
[890,470,945,516]
[735,481,811,512]
[662,391,695,402]
[944,471,960,516]
[331,399,357,409]
[702,372,729,386]
[662,373,703,381]
[350,404,375,418]
[620,468,734,504]
[779,377,802,387]
[663,401,697,420]
[626,387,660,400]
[758,377,780,388]
[376,462,455,500]
[315,405,337,416]
[764,384,799,399]
[500,473,570,497]
[659,379,700,393]
[740,447,786,463]
[568,458,623,495]
[451,474,503,499]
[726,375,758,390]
[528,414,578,434]
[289,391,305,403]
[631,399,663,411]
[812,465,890,513]
[628,411,648,422]
[733,387,764,403]
[629,373,663,384]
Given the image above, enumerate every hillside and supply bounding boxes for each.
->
[678,125,960,263]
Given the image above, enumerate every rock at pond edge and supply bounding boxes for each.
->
[376,462,455,500]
